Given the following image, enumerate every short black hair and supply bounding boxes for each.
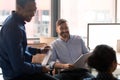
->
[16,0,35,7]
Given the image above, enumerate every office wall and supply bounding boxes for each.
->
[61,0,115,38]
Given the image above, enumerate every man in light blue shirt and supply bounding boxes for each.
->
[47,19,94,80]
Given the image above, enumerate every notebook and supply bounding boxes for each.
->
[73,53,92,69]
[41,50,52,66]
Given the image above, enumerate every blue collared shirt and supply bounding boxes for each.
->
[0,11,42,79]
[48,35,89,69]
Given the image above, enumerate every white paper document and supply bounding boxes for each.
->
[73,53,92,69]
[42,50,52,66]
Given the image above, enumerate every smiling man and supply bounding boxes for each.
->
[47,19,94,80]
[0,0,58,80]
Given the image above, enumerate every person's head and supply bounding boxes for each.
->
[56,19,70,41]
[87,44,117,73]
[16,0,37,22]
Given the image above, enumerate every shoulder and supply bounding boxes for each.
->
[71,35,82,39]
[51,38,59,43]
[2,15,18,29]
[70,35,83,41]
[50,38,61,46]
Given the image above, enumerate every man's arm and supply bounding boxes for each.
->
[25,46,51,62]
[26,46,42,55]
[47,45,74,70]
[54,62,74,69]
[79,37,89,54]
[4,25,49,74]
[27,46,51,55]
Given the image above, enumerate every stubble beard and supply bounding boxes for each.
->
[61,32,70,40]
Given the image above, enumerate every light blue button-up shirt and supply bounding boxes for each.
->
[48,35,89,69]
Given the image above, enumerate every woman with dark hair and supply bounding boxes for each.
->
[85,44,118,80]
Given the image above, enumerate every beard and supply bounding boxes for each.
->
[60,31,70,39]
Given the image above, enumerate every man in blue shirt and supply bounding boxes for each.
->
[0,0,58,80]
[47,19,94,80]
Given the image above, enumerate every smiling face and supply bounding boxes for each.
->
[56,22,70,41]
[17,1,37,22]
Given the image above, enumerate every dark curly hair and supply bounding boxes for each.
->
[87,44,117,72]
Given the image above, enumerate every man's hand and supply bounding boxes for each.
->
[42,66,51,73]
[41,46,51,53]
[62,64,74,69]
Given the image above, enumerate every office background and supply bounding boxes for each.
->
[0,0,120,79]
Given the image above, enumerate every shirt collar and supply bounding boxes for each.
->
[59,35,73,42]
